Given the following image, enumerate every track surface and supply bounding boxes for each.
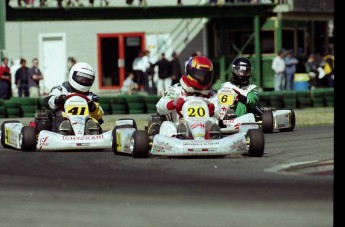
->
[0,125,333,227]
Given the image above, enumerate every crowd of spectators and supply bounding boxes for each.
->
[0,57,44,100]
[271,49,334,91]
[126,50,187,96]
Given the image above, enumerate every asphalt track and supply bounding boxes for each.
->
[0,124,334,227]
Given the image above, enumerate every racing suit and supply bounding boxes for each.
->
[45,81,104,132]
[156,77,220,123]
[217,81,259,117]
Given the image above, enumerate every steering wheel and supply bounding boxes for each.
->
[65,93,90,102]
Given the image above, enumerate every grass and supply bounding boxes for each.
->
[294,107,334,127]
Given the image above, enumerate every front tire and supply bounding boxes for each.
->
[132,130,149,158]
[246,129,265,157]
[21,126,36,151]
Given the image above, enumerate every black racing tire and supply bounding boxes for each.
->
[117,118,137,130]
[21,126,36,151]
[112,124,133,155]
[279,109,296,132]
[1,120,20,149]
[132,130,149,158]
[247,129,265,157]
[261,111,274,133]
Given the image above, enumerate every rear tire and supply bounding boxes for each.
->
[247,129,265,157]
[1,120,20,148]
[261,111,274,133]
[21,126,36,151]
[132,130,149,158]
[279,109,295,132]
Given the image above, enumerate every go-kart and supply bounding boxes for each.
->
[0,93,112,151]
[112,96,265,158]
[217,85,295,134]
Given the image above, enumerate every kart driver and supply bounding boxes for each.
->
[44,62,104,133]
[216,57,259,117]
[155,55,220,135]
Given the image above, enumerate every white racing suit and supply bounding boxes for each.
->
[156,79,220,124]
[45,81,104,131]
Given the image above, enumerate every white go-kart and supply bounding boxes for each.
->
[0,93,112,151]
[217,85,295,134]
[112,96,265,158]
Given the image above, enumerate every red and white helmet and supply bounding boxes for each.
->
[184,56,214,90]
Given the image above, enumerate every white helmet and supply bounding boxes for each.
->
[68,62,95,93]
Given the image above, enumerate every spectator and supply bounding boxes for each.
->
[306,54,319,89]
[154,53,172,96]
[121,72,138,95]
[68,57,77,72]
[284,50,298,90]
[142,50,155,94]
[28,58,44,98]
[271,50,285,91]
[322,52,334,88]
[0,57,12,100]
[170,51,182,85]
[10,59,21,97]
[132,51,148,92]
[15,58,30,97]
[177,0,182,5]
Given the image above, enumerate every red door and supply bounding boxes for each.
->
[97,33,145,90]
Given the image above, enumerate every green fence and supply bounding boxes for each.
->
[0,88,334,118]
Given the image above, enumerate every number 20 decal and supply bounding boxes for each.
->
[187,107,206,117]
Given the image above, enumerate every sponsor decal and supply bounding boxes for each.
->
[188,148,209,152]
[76,143,90,147]
[191,123,205,129]
[182,141,220,146]
[223,119,235,124]
[39,136,49,149]
[194,133,205,138]
[230,140,246,151]
[62,134,104,141]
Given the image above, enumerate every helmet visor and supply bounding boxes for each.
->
[188,68,213,85]
[233,65,252,78]
[72,72,95,87]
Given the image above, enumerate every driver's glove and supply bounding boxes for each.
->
[175,98,185,116]
[88,100,96,112]
[233,89,247,104]
[54,95,66,107]
[208,103,215,117]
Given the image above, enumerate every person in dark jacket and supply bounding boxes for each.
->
[170,51,182,86]
[153,53,172,96]
[15,58,30,97]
